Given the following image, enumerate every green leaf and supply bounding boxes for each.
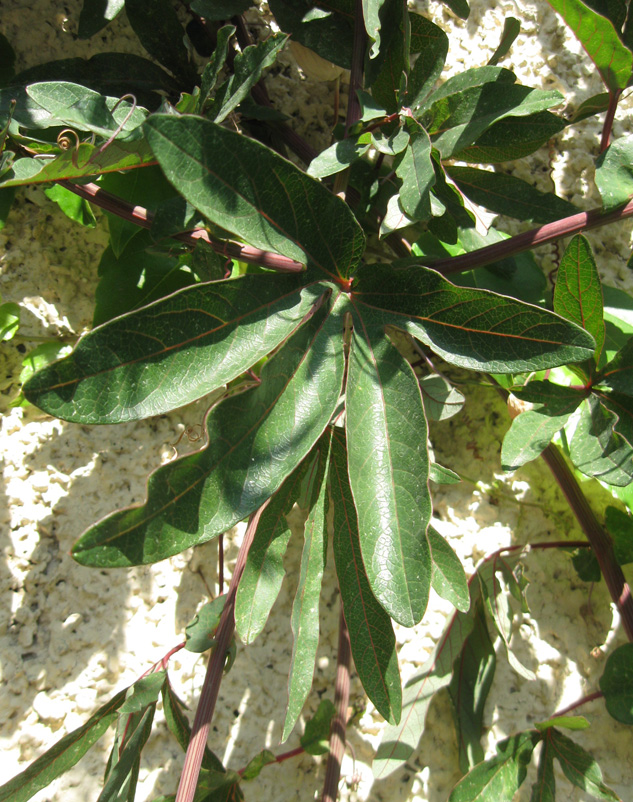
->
[447,165,578,224]
[307,133,372,179]
[407,13,449,109]
[501,382,586,469]
[282,431,331,742]
[144,114,365,280]
[70,296,345,566]
[441,0,469,19]
[396,129,435,220]
[448,731,541,802]
[185,596,226,652]
[235,458,312,644]
[599,338,633,396]
[207,33,288,123]
[419,374,465,421]
[429,462,461,484]
[547,729,621,800]
[125,0,196,83]
[0,300,20,341]
[191,0,253,20]
[570,396,633,486]
[568,92,610,124]
[161,680,224,772]
[300,698,336,756]
[488,17,520,66]
[596,134,633,212]
[600,643,633,725]
[0,187,15,229]
[346,325,432,627]
[120,672,166,714]
[428,526,469,612]
[24,274,322,423]
[99,704,156,802]
[535,716,590,732]
[353,262,596,374]
[448,600,496,772]
[43,183,96,228]
[329,430,402,724]
[531,729,556,802]
[554,234,605,364]
[78,0,125,38]
[455,111,566,163]
[240,750,276,781]
[199,24,235,111]
[0,32,16,84]
[0,687,127,802]
[605,506,633,566]
[547,0,632,92]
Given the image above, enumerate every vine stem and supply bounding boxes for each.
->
[174,505,265,802]
[600,90,621,152]
[551,690,604,719]
[321,605,352,802]
[540,444,633,642]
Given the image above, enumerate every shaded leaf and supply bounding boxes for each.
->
[346,325,432,627]
[330,430,402,723]
[568,92,610,123]
[596,133,633,212]
[43,183,96,228]
[99,705,156,802]
[396,128,435,220]
[531,729,556,802]
[419,374,465,421]
[78,0,125,38]
[307,133,372,179]
[144,114,365,280]
[191,0,253,19]
[185,596,226,653]
[488,17,520,66]
[125,0,196,83]
[455,111,566,163]
[407,13,449,109]
[240,750,276,781]
[606,505,633,566]
[599,642,633,725]
[599,338,633,396]
[548,729,621,800]
[428,525,469,612]
[300,698,336,755]
[570,396,633,486]
[199,24,235,111]
[70,296,345,566]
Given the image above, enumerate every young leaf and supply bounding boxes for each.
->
[428,525,469,612]
[599,642,633,725]
[282,432,331,742]
[78,0,125,39]
[329,430,402,724]
[535,715,590,732]
[300,698,336,755]
[70,296,345,567]
[24,274,322,423]
[448,600,496,772]
[547,729,621,800]
[0,688,127,802]
[554,234,605,364]
[547,0,633,92]
[144,114,365,280]
[447,731,541,802]
[447,165,578,224]
[353,262,596,374]
[346,325,432,627]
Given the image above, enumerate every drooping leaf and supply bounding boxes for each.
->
[24,274,323,423]
[282,431,331,742]
[346,325,432,627]
[352,262,596,374]
[100,704,156,802]
[207,33,288,123]
[300,698,336,756]
[455,111,566,163]
[427,525,469,612]
[78,0,125,38]
[0,688,127,802]
[598,338,633,396]
[488,17,520,66]
[419,374,465,421]
[448,600,496,772]
[70,296,345,566]
[547,729,621,800]
[570,396,633,486]
[554,234,605,364]
[447,165,578,223]
[447,731,541,802]
[501,382,587,469]
[596,133,633,212]
[600,643,633,725]
[547,0,633,92]
[329,430,402,724]
[144,114,365,280]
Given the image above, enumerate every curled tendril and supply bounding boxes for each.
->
[56,128,81,167]
[88,93,138,164]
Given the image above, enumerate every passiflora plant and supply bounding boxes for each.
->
[1,0,633,800]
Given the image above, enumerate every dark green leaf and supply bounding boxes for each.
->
[599,338,633,396]
[571,546,601,583]
[605,506,633,566]
[596,134,633,211]
[240,750,276,781]
[353,262,596,373]
[407,14,449,109]
[568,92,610,124]
[447,731,541,802]
[548,729,621,799]
[161,679,224,772]
[300,698,336,756]
[199,25,235,111]
[501,382,586,469]
[488,17,520,66]
[70,296,345,566]
[547,0,632,92]
[530,728,556,802]
[78,0,125,38]
[0,187,15,229]
[396,129,435,220]
[554,234,605,364]
[346,325,432,627]
[185,596,226,652]
[120,672,166,714]
[191,0,253,19]
[570,397,633,486]
[24,274,322,423]
[0,32,16,84]
[419,374,465,421]
[455,111,566,163]
[428,526,469,612]
[144,114,365,280]
[99,705,155,802]
[441,0,469,19]
[0,687,127,802]
[330,430,402,723]
[125,0,196,83]
[43,183,96,228]
[307,133,372,179]
[208,34,288,123]
[447,165,578,224]
[448,601,495,772]
[283,431,331,741]
[600,642,633,725]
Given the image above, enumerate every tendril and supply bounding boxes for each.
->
[56,128,81,167]
[88,93,137,164]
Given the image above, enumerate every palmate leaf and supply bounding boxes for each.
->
[70,295,345,567]
[144,114,365,280]
[346,322,432,627]
[329,430,402,724]
[546,729,621,800]
[23,274,323,423]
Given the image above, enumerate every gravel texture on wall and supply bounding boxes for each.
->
[1,2,632,801]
